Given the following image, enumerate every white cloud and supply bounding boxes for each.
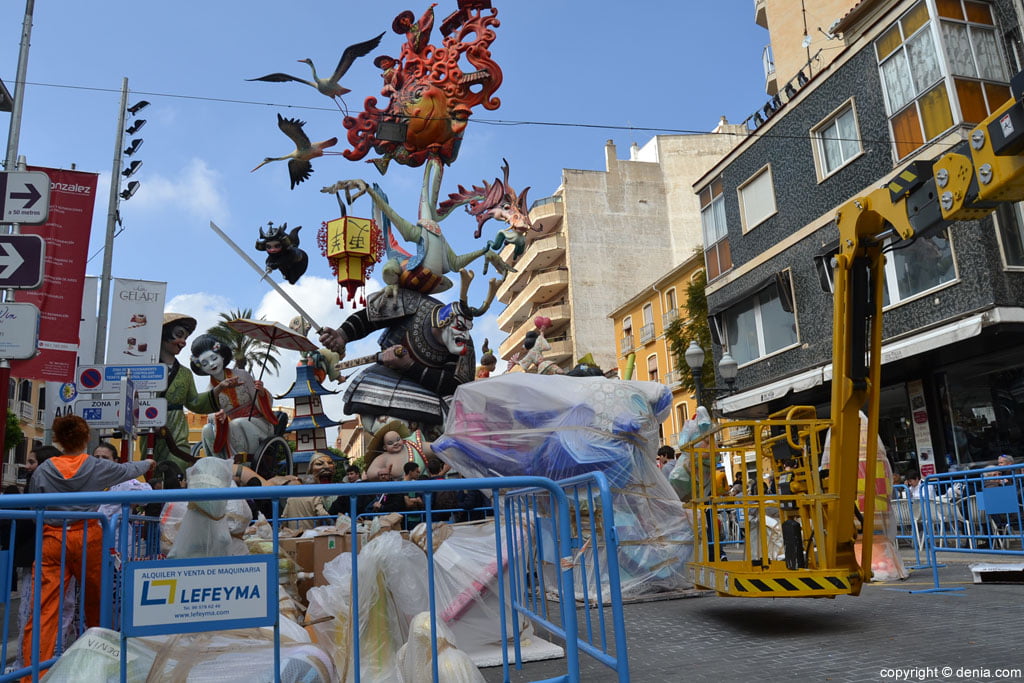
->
[129,158,229,221]
[165,291,233,357]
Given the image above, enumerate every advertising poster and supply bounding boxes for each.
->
[11,167,98,382]
[907,380,936,476]
[125,556,274,637]
[106,278,166,365]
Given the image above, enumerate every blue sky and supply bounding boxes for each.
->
[1,1,771,435]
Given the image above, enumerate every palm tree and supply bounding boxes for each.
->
[207,308,282,375]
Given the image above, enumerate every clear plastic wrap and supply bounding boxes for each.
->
[430,522,534,656]
[41,627,157,682]
[314,531,430,682]
[821,414,909,581]
[306,582,353,678]
[167,458,242,559]
[397,611,484,683]
[159,500,186,556]
[434,374,694,596]
[43,623,334,682]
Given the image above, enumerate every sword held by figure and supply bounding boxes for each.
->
[209,220,323,333]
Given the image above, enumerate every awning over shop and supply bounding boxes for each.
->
[717,307,1024,413]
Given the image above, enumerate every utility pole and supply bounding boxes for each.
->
[1,0,36,463]
[4,0,34,172]
[94,78,129,365]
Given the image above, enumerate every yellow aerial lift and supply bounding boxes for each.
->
[685,72,1024,598]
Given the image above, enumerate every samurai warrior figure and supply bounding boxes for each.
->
[318,270,498,438]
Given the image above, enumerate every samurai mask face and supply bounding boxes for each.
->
[434,303,473,356]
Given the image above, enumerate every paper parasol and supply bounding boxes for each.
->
[224,318,318,353]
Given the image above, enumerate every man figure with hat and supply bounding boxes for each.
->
[155,313,219,474]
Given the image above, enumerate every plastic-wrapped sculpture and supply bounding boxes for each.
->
[165,458,253,559]
[433,373,696,595]
[821,412,909,581]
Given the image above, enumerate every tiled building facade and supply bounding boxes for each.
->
[701,0,1024,474]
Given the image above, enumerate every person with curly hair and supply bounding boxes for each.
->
[22,415,154,675]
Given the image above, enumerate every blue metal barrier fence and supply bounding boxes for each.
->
[898,464,1024,592]
[0,472,629,683]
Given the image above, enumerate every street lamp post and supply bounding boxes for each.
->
[684,341,738,408]
[684,341,705,408]
[95,83,147,364]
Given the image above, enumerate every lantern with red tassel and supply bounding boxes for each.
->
[317,216,383,306]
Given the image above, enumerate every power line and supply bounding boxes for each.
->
[3,77,966,150]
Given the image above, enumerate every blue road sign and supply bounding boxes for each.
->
[77,364,167,393]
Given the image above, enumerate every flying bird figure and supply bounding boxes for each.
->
[251,114,338,190]
[247,32,385,110]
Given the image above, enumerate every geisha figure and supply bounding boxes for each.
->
[190,334,277,460]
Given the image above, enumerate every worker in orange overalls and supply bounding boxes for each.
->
[21,415,153,678]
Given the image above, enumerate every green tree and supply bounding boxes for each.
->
[207,308,282,375]
[3,409,25,455]
[665,260,714,397]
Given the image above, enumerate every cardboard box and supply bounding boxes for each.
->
[312,532,366,586]
[377,512,405,533]
[279,537,315,572]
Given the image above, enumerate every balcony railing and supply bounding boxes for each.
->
[529,195,563,212]
[664,369,684,387]
[661,308,680,329]
[762,44,775,80]
[3,462,25,485]
[17,401,33,422]
[620,334,634,355]
[639,323,655,345]
[754,0,767,27]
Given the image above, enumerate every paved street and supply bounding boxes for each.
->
[485,550,1024,683]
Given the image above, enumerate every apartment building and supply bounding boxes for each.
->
[700,0,1024,475]
[5,378,45,483]
[609,253,705,447]
[497,130,745,371]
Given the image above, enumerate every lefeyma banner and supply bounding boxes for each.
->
[12,167,99,383]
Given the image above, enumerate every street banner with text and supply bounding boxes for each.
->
[45,275,99,429]
[12,167,99,382]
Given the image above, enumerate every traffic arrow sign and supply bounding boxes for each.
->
[0,235,44,288]
[0,171,50,224]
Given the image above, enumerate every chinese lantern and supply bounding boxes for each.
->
[317,216,383,306]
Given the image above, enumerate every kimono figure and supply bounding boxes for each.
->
[155,313,218,473]
[190,334,277,460]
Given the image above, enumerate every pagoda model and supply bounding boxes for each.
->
[277,363,342,471]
